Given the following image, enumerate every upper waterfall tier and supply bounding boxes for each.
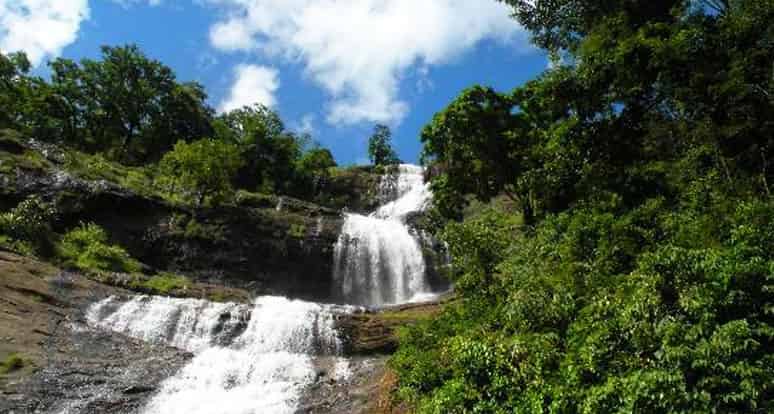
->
[332,164,436,307]
[373,164,432,221]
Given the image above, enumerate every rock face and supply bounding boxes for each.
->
[2,155,346,302]
[1,141,449,304]
[335,299,447,355]
[316,166,383,214]
[0,251,191,413]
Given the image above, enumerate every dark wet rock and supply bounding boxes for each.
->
[298,356,404,414]
[123,385,156,395]
[6,323,190,413]
[0,252,190,414]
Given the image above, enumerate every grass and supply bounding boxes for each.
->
[234,190,278,209]
[288,223,307,238]
[130,272,191,295]
[0,149,52,175]
[0,353,25,375]
[62,150,156,196]
[378,308,439,323]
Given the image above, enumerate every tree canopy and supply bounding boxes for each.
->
[42,45,214,163]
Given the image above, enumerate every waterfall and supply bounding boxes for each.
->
[333,164,434,306]
[74,164,446,412]
[87,295,348,414]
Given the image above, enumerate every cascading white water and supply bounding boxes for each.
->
[87,295,348,414]
[80,165,443,412]
[333,164,434,306]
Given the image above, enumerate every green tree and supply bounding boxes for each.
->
[0,52,33,131]
[156,138,243,207]
[295,147,337,198]
[48,45,214,162]
[421,86,526,220]
[368,124,400,166]
[214,104,311,194]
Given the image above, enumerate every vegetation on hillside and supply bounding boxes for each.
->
[0,42,384,286]
[393,0,774,412]
[0,44,348,206]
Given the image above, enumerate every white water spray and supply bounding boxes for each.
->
[333,164,434,306]
[87,295,348,414]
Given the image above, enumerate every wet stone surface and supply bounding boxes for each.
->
[0,252,190,414]
[2,323,190,414]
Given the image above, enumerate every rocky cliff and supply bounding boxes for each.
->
[0,136,376,301]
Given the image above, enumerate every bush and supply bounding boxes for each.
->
[155,138,243,207]
[0,196,56,255]
[0,353,25,375]
[58,223,140,274]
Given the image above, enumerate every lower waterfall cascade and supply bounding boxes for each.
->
[86,295,350,414]
[332,164,436,306]
[82,164,445,413]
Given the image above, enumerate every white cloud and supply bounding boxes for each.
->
[207,0,528,125]
[218,64,279,113]
[292,113,317,136]
[112,0,162,7]
[0,0,90,66]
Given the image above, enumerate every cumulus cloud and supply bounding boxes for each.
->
[112,0,162,7]
[292,113,317,136]
[207,0,527,125]
[0,0,90,66]
[218,64,279,113]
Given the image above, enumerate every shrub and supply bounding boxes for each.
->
[58,223,140,274]
[0,353,25,375]
[156,138,243,207]
[0,196,56,255]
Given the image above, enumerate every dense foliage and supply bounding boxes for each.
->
[395,0,774,412]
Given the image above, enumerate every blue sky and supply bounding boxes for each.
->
[1,0,549,165]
